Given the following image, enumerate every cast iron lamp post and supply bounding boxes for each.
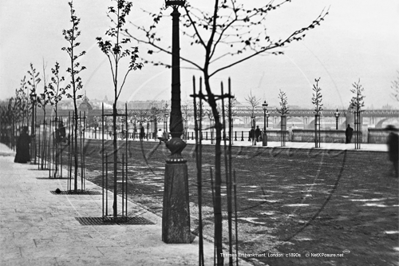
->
[162,0,191,244]
[262,101,268,146]
[164,112,169,139]
[334,109,340,130]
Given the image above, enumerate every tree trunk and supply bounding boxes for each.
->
[113,103,118,218]
[73,103,78,191]
[205,77,223,265]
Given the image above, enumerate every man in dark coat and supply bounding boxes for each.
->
[139,125,145,140]
[345,124,353,143]
[14,127,31,163]
[255,126,261,142]
[386,125,398,178]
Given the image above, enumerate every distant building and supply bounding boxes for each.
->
[382,104,393,110]
[78,95,93,113]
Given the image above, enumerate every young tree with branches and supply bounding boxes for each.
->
[36,62,53,169]
[15,76,30,127]
[27,63,41,162]
[245,92,260,118]
[6,94,21,147]
[350,79,365,149]
[312,78,323,115]
[391,70,399,102]
[1,97,19,147]
[149,104,163,139]
[48,62,66,122]
[96,0,143,217]
[245,91,260,145]
[37,62,51,126]
[27,63,41,133]
[62,1,86,191]
[311,77,323,147]
[47,62,66,177]
[277,89,289,146]
[128,1,328,263]
[277,89,289,116]
[349,79,365,113]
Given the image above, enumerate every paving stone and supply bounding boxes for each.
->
[0,143,244,266]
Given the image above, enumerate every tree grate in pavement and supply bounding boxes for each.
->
[50,190,102,195]
[75,217,155,225]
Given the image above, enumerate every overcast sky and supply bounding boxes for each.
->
[1,0,398,109]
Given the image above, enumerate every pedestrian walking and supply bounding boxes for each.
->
[345,124,353,143]
[14,126,31,163]
[157,129,164,143]
[139,125,145,140]
[255,126,261,142]
[288,126,293,142]
[386,125,398,178]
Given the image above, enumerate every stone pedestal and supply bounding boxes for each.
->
[262,132,268,146]
[162,161,192,243]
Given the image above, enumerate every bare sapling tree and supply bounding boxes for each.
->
[312,78,323,115]
[391,70,399,101]
[222,95,237,141]
[128,0,328,263]
[1,97,19,147]
[277,89,289,146]
[27,63,41,134]
[37,61,51,126]
[62,0,86,191]
[47,62,66,177]
[349,79,365,148]
[245,91,260,144]
[48,62,66,123]
[15,76,30,127]
[10,91,23,136]
[181,101,191,140]
[349,79,365,113]
[245,91,261,118]
[149,103,163,139]
[277,89,289,115]
[96,0,143,218]
[311,77,323,147]
[27,64,41,161]
[36,61,52,169]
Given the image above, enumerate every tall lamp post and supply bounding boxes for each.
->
[262,101,268,146]
[162,0,191,244]
[164,112,169,139]
[334,109,340,130]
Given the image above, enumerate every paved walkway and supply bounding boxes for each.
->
[0,143,247,266]
[97,135,388,152]
[0,140,388,266]
[185,140,387,152]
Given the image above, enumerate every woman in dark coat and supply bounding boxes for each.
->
[14,127,31,163]
[345,124,353,143]
[386,125,398,178]
[139,125,145,140]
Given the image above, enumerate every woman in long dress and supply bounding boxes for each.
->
[14,127,31,163]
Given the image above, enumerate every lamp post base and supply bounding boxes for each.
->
[262,132,267,146]
[162,160,192,243]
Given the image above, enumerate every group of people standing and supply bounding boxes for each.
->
[248,126,263,142]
